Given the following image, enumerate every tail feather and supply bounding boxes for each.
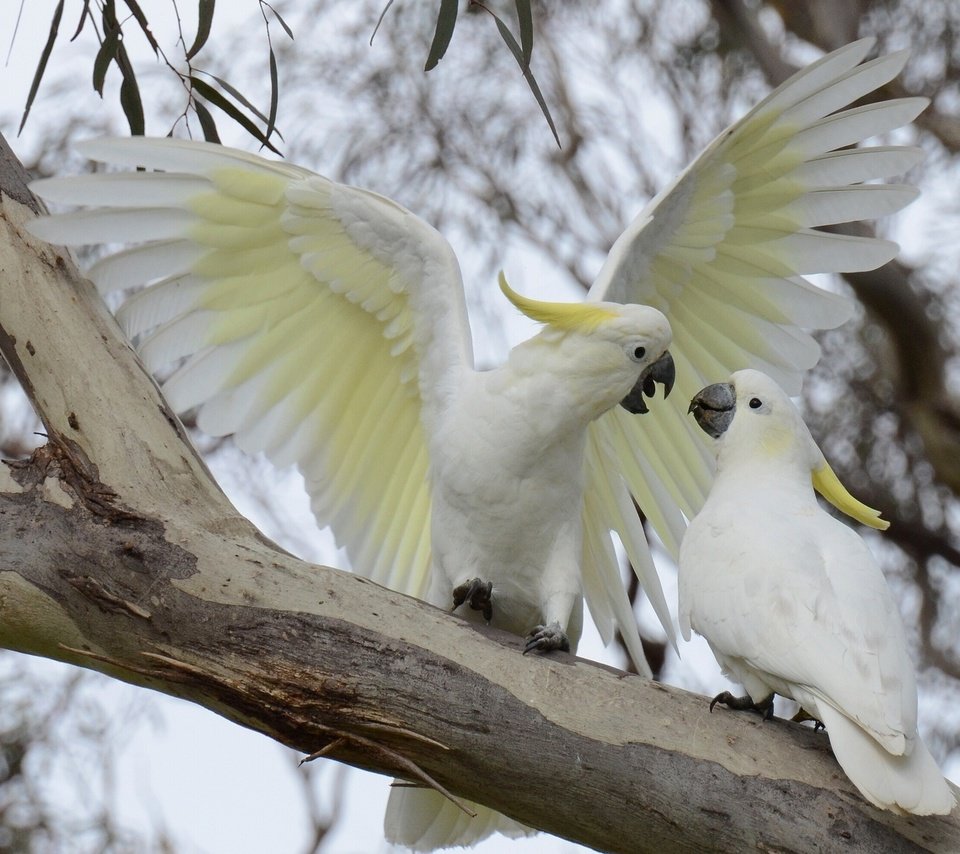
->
[818,705,956,815]
[384,783,533,851]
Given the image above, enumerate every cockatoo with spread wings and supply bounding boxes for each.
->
[28,38,926,850]
[683,370,955,815]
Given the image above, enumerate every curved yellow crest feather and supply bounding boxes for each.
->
[498,271,617,333]
[812,461,889,530]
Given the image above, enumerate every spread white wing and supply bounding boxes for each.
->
[29,137,474,600]
[581,39,926,650]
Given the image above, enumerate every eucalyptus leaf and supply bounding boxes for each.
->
[186,0,215,60]
[490,9,560,147]
[19,0,64,134]
[425,0,458,71]
[190,76,282,154]
[121,0,159,55]
[194,100,221,143]
[515,0,533,64]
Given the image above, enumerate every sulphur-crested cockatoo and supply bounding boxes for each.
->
[28,37,926,849]
[682,369,956,815]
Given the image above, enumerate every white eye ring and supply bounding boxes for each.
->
[629,345,646,362]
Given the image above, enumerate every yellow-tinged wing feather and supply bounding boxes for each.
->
[29,137,474,600]
[583,39,924,593]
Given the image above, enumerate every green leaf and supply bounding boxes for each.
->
[194,100,221,143]
[193,70,282,140]
[490,11,560,147]
[190,76,282,154]
[19,0,64,134]
[266,45,279,141]
[91,26,119,97]
[515,0,532,64]
[261,1,294,40]
[425,0,458,71]
[120,0,159,55]
[119,73,145,135]
[69,0,93,41]
[186,0,215,60]
[115,43,145,135]
[370,0,394,46]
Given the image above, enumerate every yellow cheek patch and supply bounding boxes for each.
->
[759,427,793,459]
[812,461,889,530]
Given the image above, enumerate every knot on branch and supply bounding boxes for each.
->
[66,575,152,621]
[7,434,140,522]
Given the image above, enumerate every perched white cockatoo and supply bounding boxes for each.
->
[682,369,956,815]
[27,37,927,849]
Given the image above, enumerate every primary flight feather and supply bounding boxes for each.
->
[682,369,955,815]
[27,37,926,849]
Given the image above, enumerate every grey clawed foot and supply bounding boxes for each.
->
[790,708,825,731]
[523,621,570,655]
[709,691,774,720]
[451,578,493,623]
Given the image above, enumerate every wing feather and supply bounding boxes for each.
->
[29,136,473,600]
[587,39,926,584]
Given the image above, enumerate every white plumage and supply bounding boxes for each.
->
[682,369,955,815]
[27,38,927,848]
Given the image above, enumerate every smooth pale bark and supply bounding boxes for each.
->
[0,133,957,853]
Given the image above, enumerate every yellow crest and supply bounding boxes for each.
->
[812,461,889,530]
[498,272,617,332]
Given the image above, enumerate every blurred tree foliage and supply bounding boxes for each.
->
[3,0,960,848]
[0,658,167,853]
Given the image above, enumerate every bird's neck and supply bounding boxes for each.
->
[497,336,629,430]
[713,439,817,509]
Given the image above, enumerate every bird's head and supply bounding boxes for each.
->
[688,369,889,530]
[499,273,675,418]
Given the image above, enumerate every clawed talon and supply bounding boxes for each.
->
[791,708,825,731]
[523,621,570,655]
[451,578,493,623]
[709,691,774,720]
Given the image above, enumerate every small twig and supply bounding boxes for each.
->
[350,720,451,752]
[302,728,476,818]
[139,651,208,676]
[301,737,347,764]
[58,643,151,675]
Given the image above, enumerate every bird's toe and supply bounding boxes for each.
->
[451,578,494,623]
[709,691,774,719]
[522,621,570,655]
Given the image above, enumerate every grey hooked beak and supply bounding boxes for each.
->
[621,350,676,415]
[689,382,736,438]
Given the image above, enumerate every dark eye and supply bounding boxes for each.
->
[633,346,646,360]
[749,397,762,409]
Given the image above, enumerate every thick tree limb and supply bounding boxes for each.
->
[1,134,958,852]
